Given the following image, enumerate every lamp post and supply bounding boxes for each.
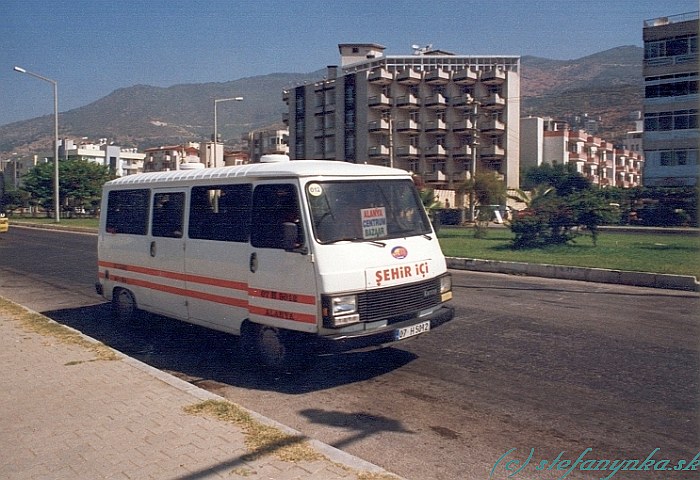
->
[14,66,60,222]
[213,96,243,167]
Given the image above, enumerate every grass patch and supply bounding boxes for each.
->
[0,298,119,363]
[184,400,324,463]
[184,400,400,479]
[9,216,100,229]
[438,227,700,278]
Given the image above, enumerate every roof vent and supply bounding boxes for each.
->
[260,154,290,163]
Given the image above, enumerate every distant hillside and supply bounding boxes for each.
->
[0,71,322,154]
[521,46,643,139]
[0,46,644,154]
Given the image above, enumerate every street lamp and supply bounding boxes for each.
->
[14,66,60,223]
[213,96,243,167]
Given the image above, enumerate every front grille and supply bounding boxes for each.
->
[357,276,442,324]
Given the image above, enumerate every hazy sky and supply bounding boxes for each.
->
[1,0,697,126]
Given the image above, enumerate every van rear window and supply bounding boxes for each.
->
[106,189,150,235]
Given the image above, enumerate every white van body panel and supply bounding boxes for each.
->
[97,160,453,353]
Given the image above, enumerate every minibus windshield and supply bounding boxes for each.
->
[306,179,433,244]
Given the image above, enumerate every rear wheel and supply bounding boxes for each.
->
[112,288,140,323]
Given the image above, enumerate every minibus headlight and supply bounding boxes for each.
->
[332,295,357,316]
[440,274,453,301]
[322,294,360,328]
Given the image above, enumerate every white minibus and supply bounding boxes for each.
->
[96,157,454,369]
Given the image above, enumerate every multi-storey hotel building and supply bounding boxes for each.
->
[521,117,644,188]
[642,12,699,187]
[283,43,520,190]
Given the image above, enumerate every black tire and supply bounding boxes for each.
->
[240,322,312,373]
[112,288,140,323]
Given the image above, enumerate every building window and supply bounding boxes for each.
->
[644,109,698,131]
[656,148,699,166]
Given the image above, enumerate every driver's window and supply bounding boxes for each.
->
[251,184,303,249]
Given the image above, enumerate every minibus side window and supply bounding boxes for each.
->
[152,192,185,238]
[189,184,251,242]
[251,184,303,249]
[105,189,150,235]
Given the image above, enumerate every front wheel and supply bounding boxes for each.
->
[240,322,311,372]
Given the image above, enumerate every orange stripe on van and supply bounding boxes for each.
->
[248,288,316,305]
[248,306,317,324]
[98,261,247,291]
[99,261,317,321]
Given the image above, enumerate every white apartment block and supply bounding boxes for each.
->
[642,11,699,187]
[283,43,521,192]
[521,117,644,188]
[60,139,146,176]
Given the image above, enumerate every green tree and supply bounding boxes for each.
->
[419,187,443,232]
[510,164,616,248]
[1,189,30,213]
[21,159,112,215]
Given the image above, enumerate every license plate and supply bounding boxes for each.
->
[395,320,431,340]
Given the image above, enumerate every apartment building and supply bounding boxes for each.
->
[143,143,203,172]
[283,43,521,190]
[59,139,146,176]
[520,117,644,188]
[642,11,699,187]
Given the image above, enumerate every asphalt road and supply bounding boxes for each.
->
[1,226,698,479]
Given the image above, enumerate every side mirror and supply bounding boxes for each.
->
[282,222,303,252]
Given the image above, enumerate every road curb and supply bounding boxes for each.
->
[446,257,700,292]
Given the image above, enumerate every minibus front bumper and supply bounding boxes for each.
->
[313,304,454,353]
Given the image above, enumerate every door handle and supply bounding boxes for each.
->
[249,252,257,273]
[150,241,156,257]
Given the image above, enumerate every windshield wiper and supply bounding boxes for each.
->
[324,237,386,247]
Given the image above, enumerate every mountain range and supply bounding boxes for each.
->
[0,46,643,155]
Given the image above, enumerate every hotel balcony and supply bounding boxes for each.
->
[424,145,448,157]
[368,119,390,132]
[425,69,450,84]
[424,93,447,109]
[453,68,478,85]
[396,69,422,85]
[568,151,586,162]
[368,145,390,157]
[452,145,474,157]
[396,94,420,109]
[481,93,505,110]
[368,94,392,109]
[452,171,468,182]
[423,170,448,183]
[480,118,506,135]
[396,145,419,157]
[368,68,393,85]
[481,69,506,85]
[481,145,505,158]
[396,119,420,133]
[425,119,447,132]
[451,93,476,109]
[452,119,475,132]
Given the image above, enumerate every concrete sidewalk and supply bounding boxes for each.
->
[0,300,401,480]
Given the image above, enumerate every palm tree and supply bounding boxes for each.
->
[507,185,554,211]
